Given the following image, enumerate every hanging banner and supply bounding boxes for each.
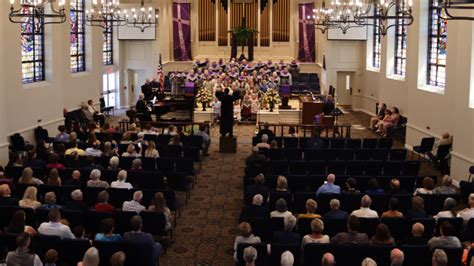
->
[172,2,192,61]
[298,3,316,62]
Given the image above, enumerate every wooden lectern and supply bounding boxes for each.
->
[300,96,323,124]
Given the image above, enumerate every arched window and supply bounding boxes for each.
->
[21,1,45,84]
[427,0,447,87]
[70,0,86,72]
[372,9,381,69]
[103,21,113,65]
[394,1,408,76]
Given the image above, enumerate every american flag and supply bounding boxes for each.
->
[157,53,164,91]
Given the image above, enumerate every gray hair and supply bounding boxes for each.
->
[90,169,101,180]
[261,134,269,142]
[44,192,57,204]
[133,191,143,202]
[243,246,257,263]
[284,215,297,232]
[361,195,372,208]
[138,132,145,139]
[330,199,340,209]
[71,189,83,201]
[117,170,127,182]
[82,247,99,266]
[432,249,448,266]
[311,218,325,234]
[280,251,294,266]
[361,257,377,266]
[252,194,263,206]
[109,156,119,167]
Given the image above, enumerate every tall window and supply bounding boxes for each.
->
[103,21,113,65]
[394,1,408,76]
[70,0,86,72]
[21,1,45,84]
[372,9,381,69]
[427,0,447,87]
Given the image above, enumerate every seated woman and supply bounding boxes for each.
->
[108,156,120,171]
[5,210,37,236]
[343,178,361,195]
[298,199,321,220]
[39,192,61,210]
[434,197,457,220]
[168,135,182,146]
[47,168,62,186]
[370,223,395,246]
[86,169,109,188]
[102,141,119,157]
[301,218,330,248]
[94,218,122,242]
[233,222,261,262]
[406,196,428,219]
[144,141,159,158]
[148,192,172,232]
[111,170,133,189]
[377,107,400,137]
[19,167,43,185]
[122,144,141,157]
[46,153,65,170]
[369,103,387,130]
[129,159,144,173]
[270,198,293,219]
[94,191,114,213]
[381,197,404,218]
[364,178,384,195]
[414,177,436,195]
[19,186,41,210]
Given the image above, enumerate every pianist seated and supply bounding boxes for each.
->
[135,94,152,121]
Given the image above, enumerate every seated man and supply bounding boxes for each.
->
[428,221,462,250]
[323,199,348,220]
[255,134,271,149]
[239,194,269,222]
[124,216,163,262]
[0,184,18,207]
[330,215,369,245]
[135,93,152,121]
[38,209,75,239]
[323,95,335,116]
[245,147,266,168]
[246,174,270,200]
[194,123,211,156]
[403,222,427,245]
[63,189,89,213]
[122,191,146,213]
[435,175,457,195]
[256,122,275,141]
[350,195,379,218]
[458,193,474,223]
[316,174,341,196]
[272,215,301,245]
[6,233,42,266]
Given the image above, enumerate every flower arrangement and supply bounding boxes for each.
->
[196,87,213,111]
[263,88,281,111]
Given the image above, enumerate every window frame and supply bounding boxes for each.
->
[427,0,447,88]
[103,20,113,66]
[21,3,45,84]
[372,9,382,69]
[394,0,408,77]
[70,0,86,73]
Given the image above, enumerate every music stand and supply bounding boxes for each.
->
[279,85,292,109]
[330,107,344,137]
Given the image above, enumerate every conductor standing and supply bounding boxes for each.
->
[216,88,241,137]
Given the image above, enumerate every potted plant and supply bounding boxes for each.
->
[196,87,213,111]
[263,88,281,112]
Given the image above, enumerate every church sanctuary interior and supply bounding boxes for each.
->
[2,0,474,265]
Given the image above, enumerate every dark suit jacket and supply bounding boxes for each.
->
[246,184,270,199]
[406,209,427,219]
[323,209,349,220]
[63,200,89,213]
[136,100,148,114]
[330,231,369,245]
[272,231,302,245]
[256,129,275,141]
[403,236,428,245]
[323,101,335,115]
[245,154,267,167]
[124,231,155,246]
[240,205,269,222]
[63,179,81,187]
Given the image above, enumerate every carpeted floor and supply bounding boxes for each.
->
[108,109,441,266]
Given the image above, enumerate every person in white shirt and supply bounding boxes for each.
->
[301,218,330,248]
[434,197,457,220]
[270,198,293,219]
[351,195,379,218]
[111,170,133,189]
[85,141,102,157]
[233,222,261,262]
[122,191,146,213]
[6,233,43,266]
[458,193,474,223]
[38,209,75,239]
[255,134,271,149]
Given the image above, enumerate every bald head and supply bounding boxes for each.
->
[327,174,335,184]
[412,222,424,237]
[255,174,265,184]
[390,248,404,266]
[252,194,263,206]
[361,195,372,208]
[390,178,400,190]
[321,252,336,266]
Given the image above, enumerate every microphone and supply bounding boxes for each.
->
[303,90,316,101]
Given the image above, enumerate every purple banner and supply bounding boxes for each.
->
[298,3,316,63]
[172,2,192,61]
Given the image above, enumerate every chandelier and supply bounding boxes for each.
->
[85,0,128,28]
[9,0,67,30]
[306,0,369,34]
[439,0,474,21]
[127,0,159,32]
[355,0,414,36]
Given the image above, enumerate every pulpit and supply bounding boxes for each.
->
[184,82,195,98]
[279,85,292,109]
[299,96,323,124]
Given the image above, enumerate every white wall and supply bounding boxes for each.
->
[346,0,474,181]
[0,1,102,164]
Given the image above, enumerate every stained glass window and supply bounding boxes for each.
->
[394,0,408,76]
[427,0,447,88]
[103,21,113,65]
[70,0,86,72]
[372,9,381,69]
[21,1,45,84]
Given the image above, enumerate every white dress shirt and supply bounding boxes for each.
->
[38,222,75,239]
[351,207,379,218]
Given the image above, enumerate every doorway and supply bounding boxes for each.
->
[336,71,355,109]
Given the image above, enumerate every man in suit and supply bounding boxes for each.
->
[330,215,369,245]
[323,95,335,115]
[323,199,348,220]
[272,215,301,245]
[124,215,163,262]
[216,88,241,137]
[135,93,152,121]
[239,194,269,222]
[63,189,89,213]
[141,79,153,100]
[403,222,427,245]
[256,122,275,141]
[0,184,18,206]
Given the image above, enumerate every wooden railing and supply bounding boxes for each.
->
[257,123,352,138]
[118,121,210,135]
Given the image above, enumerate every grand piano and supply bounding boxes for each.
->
[152,97,194,122]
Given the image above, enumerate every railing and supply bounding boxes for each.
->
[118,121,210,135]
[257,123,352,138]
